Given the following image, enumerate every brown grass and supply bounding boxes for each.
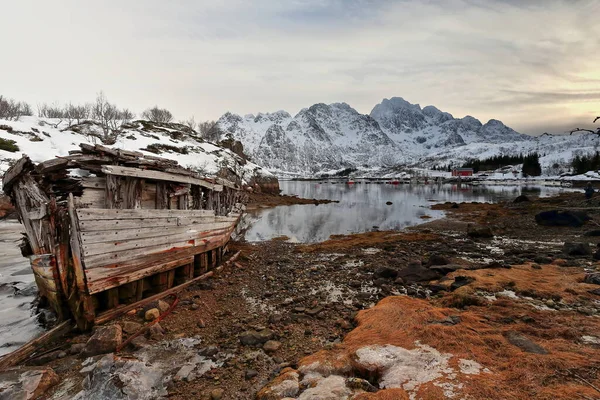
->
[298,231,440,253]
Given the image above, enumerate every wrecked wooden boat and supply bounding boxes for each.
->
[2,144,245,330]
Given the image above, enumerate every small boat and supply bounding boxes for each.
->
[2,144,245,329]
[347,180,356,185]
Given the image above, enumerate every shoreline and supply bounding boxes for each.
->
[3,192,600,399]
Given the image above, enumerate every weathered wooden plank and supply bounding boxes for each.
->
[105,175,121,209]
[68,193,95,327]
[94,251,241,325]
[0,320,73,370]
[84,229,231,268]
[86,256,195,294]
[35,157,70,174]
[76,188,105,208]
[101,165,223,191]
[80,223,220,244]
[80,177,106,189]
[2,156,32,191]
[76,208,215,220]
[79,217,179,231]
[78,215,235,232]
[27,205,47,220]
[82,224,233,257]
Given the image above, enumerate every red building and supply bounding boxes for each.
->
[451,168,474,177]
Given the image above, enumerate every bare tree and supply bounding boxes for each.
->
[141,106,173,123]
[65,103,91,125]
[0,95,32,121]
[198,120,222,142]
[570,116,600,136]
[181,116,197,131]
[91,92,128,143]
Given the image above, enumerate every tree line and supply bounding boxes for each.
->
[0,92,222,143]
[572,152,600,175]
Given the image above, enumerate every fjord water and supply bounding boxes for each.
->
[244,181,574,243]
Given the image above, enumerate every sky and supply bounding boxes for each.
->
[1,0,599,135]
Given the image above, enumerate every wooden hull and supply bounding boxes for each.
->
[2,145,246,329]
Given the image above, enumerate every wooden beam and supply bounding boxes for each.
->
[94,251,241,325]
[76,208,215,220]
[1,156,32,192]
[0,320,73,370]
[102,165,223,191]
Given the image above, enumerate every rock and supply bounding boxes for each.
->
[589,288,600,296]
[530,264,542,270]
[121,321,142,335]
[210,388,225,400]
[245,369,258,380]
[190,303,199,311]
[479,261,511,270]
[306,307,323,316]
[0,367,59,399]
[146,323,165,341]
[563,242,592,256]
[426,254,450,266]
[451,202,459,209]
[29,350,63,365]
[198,346,219,357]
[145,308,160,321]
[584,272,600,285]
[197,319,206,328]
[130,336,148,350]
[239,329,274,346]
[386,201,393,205]
[69,343,86,355]
[346,377,379,393]
[535,210,590,228]
[505,331,548,354]
[467,225,494,239]
[374,266,398,279]
[514,194,530,203]
[429,264,463,274]
[433,315,461,326]
[450,276,475,291]
[157,300,170,313]
[584,229,600,236]
[396,261,443,283]
[263,340,282,353]
[82,325,122,357]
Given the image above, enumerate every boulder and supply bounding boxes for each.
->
[198,345,219,357]
[426,254,450,266]
[584,272,600,285]
[239,329,274,346]
[467,226,494,239]
[505,331,548,354]
[121,321,142,335]
[396,261,443,283]
[563,242,592,256]
[449,276,475,291]
[429,264,464,274]
[0,367,59,400]
[374,266,398,279]
[514,194,530,203]
[145,323,165,341]
[157,300,170,313]
[263,340,282,353]
[535,210,590,227]
[82,325,122,357]
[145,308,160,321]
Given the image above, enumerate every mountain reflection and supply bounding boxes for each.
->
[243,181,574,243]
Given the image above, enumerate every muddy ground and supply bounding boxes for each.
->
[4,192,600,399]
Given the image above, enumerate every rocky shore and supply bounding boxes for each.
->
[2,193,600,399]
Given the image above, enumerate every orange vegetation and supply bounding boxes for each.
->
[298,231,440,253]
[298,294,600,399]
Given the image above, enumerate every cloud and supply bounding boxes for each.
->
[0,0,598,136]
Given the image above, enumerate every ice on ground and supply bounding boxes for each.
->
[354,343,486,399]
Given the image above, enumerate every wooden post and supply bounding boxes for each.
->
[68,193,95,330]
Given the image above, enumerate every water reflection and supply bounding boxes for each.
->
[243,181,575,243]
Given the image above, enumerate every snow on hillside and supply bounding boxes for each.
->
[0,117,274,185]
[217,96,600,177]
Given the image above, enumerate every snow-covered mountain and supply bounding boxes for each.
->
[217,97,600,176]
[0,117,276,189]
